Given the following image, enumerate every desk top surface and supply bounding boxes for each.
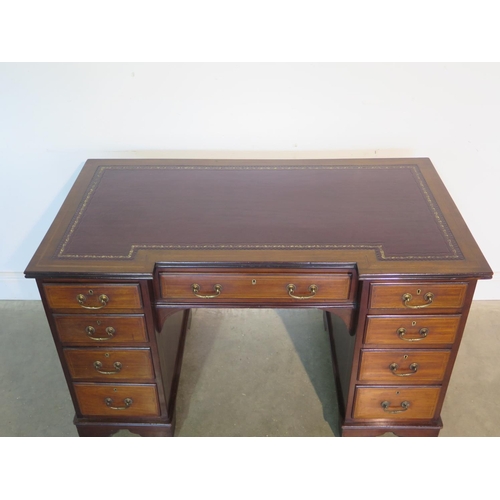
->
[25,158,492,279]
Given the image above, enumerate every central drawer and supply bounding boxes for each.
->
[159,272,352,303]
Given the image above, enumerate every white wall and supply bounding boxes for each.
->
[1,63,499,300]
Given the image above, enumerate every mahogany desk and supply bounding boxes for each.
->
[25,158,492,437]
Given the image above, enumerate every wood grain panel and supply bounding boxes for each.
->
[358,350,450,384]
[44,283,143,311]
[74,384,160,417]
[370,283,468,310]
[364,315,461,346]
[64,348,154,381]
[353,387,441,420]
[160,272,351,303]
[53,314,148,344]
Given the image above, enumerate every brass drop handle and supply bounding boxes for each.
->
[192,283,222,298]
[381,400,410,413]
[86,326,115,341]
[77,292,109,310]
[402,292,434,309]
[398,327,428,342]
[389,362,418,376]
[287,284,318,300]
[104,397,133,410]
[94,360,122,375]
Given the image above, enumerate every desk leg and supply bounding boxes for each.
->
[324,308,356,424]
[155,308,191,432]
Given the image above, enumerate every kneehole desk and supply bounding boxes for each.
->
[25,158,492,437]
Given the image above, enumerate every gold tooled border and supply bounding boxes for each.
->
[56,164,464,261]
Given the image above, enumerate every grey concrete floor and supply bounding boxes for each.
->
[1,300,499,437]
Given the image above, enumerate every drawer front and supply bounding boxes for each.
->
[74,384,160,417]
[358,350,450,384]
[370,283,468,310]
[44,283,143,311]
[160,272,351,303]
[53,315,148,344]
[64,348,154,381]
[353,387,441,420]
[364,315,461,346]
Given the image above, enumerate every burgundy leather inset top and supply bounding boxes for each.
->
[57,164,462,261]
